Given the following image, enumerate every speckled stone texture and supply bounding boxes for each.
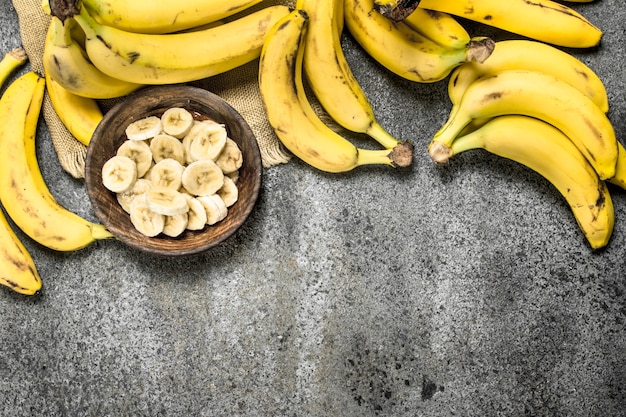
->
[1,0,625,416]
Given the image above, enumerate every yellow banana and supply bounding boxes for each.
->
[65,4,290,85]
[429,70,618,180]
[43,16,143,99]
[344,0,495,83]
[417,0,602,48]
[403,8,470,50]
[0,72,114,252]
[607,141,626,191]
[297,0,413,156]
[449,115,613,250]
[80,0,264,34]
[259,10,412,173]
[447,40,609,113]
[0,47,28,90]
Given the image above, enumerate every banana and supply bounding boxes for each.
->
[116,178,152,213]
[297,0,412,154]
[214,138,244,174]
[145,187,189,216]
[0,47,28,90]
[79,0,264,34]
[150,134,186,165]
[372,0,421,21]
[217,176,239,207]
[185,120,228,162]
[0,72,113,251]
[183,194,208,230]
[607,141,626,191]
[116,139,153,177]
[125,115,162,140]
[42,16,143,99]
[197,194,228,225]
[181,159,225,197]
[448,115,614,249]
[44,71,103,146]
[429,70,618,180]
[416,0,602,48]
[344,0,495,83]
[101,155,138,193]
[65,4,291,85]
[403,8,470,50]
[149,158,185,190]
[163,212,189,237]
[447,40,609,113]
[160,107,194,139]
[259,10,412,173]
[129,194,164,237]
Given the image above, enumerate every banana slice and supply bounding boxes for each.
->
[149,158,184,190]
[183,194,208,231]
[161,107,194,139]
[185,119,228,162]
[181,159,224,196]
[125,115,162,140]
[217,175,238,207]
[227,170,239,184]
[116,139,153,177]
[163,212,189,237]
[129,194,165,237]
[102,155,138,193]
[145,187,189,216]
[197,194,228,225]
[150,133,186,164]
[116,178,152,213]
[214,138,243,174]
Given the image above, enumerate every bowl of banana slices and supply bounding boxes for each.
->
[84,85,262,256]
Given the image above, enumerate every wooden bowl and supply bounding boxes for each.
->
[85,85,262,256]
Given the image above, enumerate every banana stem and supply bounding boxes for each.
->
[366,122,401,149]
[90,224,115,240]
[48,0,79,20]
[374,0,422,21]
[465,37,496,64]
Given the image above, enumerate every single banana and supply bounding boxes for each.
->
[259,10,412,173]
[0,206,43,295]
[403,8,470,50]
[416,0,602,48]
[66,4,291,85]
[0,72,114,252]
[79,0,264,34]
[44,70,103,146]
[297,0,412,154]
[429,70,618,180]
[449,115,614,249]
[448,40,609,113]
[43,16,142,99]
[0,47,28,90]
[344,0,495,83]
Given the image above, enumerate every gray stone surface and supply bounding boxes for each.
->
[1,0,625,416]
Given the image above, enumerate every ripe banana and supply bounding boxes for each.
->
[297,0,413,155]
[429,70,618,180]
[42,16,143,99]
[448,115,614,250]
[344,0,495,83]
[44,70,103,146]
[65,4,291,85]
[416,0,602,48]
[0,47,27,90]
[403,8,470,50]
[79,0,264,34]
[607,141,626,191]
[0,208,42,295]
[0,72,114,251]
[447,40,609,113]
[260,10,413,173]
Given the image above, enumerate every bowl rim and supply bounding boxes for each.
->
[84,85,263,256]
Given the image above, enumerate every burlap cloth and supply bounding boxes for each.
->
[12,0,296,179]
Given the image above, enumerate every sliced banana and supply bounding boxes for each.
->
[149,158,184,190]
[116,178,152,213]
[227,170,239,184]
[217,175,238,207]
[161,107,194,139]
[184,194,208,231]
[214,138,243,174]
[181,159,224,196]
[129,194,165,237]
[145,187,189,216]
[163,212,189,237]
[116,139,153,177]
[150,133,186,164]
[125,115,162,140]
[102,155,138,193]
[197,194,228,225]
[186,120,228,162]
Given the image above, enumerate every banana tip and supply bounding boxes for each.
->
[428,141,452,164]
[389,141,414,167]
